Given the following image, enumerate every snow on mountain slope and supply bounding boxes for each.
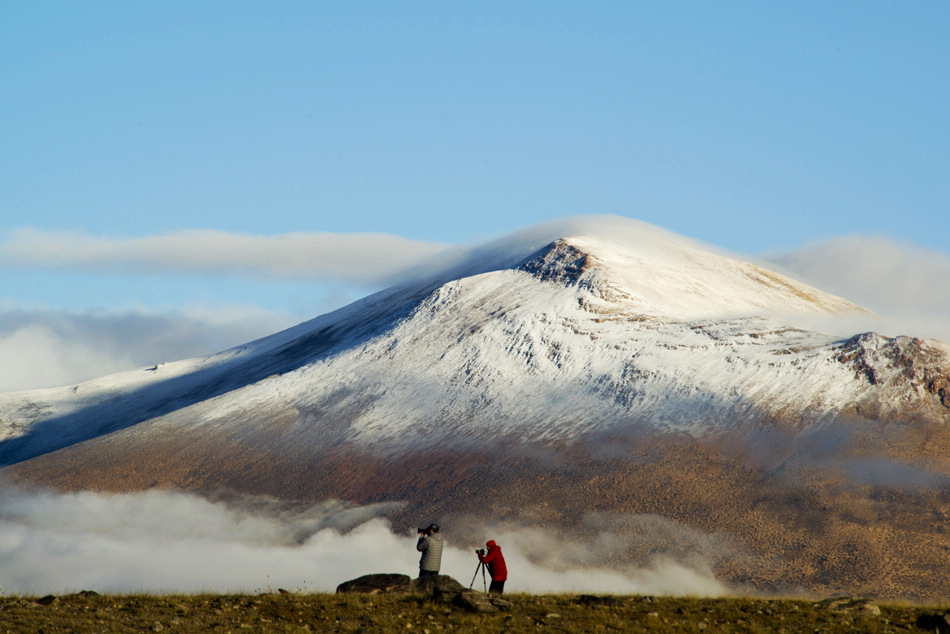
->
[0,219,947,465]
[179,240,943,450]
[518,235,867,319]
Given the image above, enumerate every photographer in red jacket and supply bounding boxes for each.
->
[476,539,508,595]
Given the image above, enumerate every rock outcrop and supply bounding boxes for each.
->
[335,573,411,594]
[337,574,509,613]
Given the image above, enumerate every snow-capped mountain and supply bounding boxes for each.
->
[0,219,947,467]
[3,217,950,599]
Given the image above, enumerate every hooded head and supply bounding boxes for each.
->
[486,540,497,549]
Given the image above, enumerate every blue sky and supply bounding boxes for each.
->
[1,2,948,390]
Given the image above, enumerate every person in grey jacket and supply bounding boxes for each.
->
[416,523,444,578]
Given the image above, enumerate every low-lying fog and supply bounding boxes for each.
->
[0,484,725,597]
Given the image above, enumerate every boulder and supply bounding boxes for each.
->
[336,573,510,613]
[336,573,412,594]
[410,574,467,597]
[409,575,510,613]
[813,596,881,616]
[453,591,498,614]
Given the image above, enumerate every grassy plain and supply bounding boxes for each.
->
[0,591,946,633]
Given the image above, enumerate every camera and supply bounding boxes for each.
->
[476,548,486,556]
[417,527,428,535]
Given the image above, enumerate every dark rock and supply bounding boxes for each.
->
[928,375,950,408]
[519,240,593,288]
[410,574,466,597]
[578,594,623,607]
[406,575,505,613]
[35,595,58,606]
[453,590,497,614]
[336,573,412,594]
[917,610,950,633]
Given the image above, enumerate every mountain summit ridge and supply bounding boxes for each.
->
[518,236,869,321]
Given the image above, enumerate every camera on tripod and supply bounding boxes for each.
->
[475,548,486,556]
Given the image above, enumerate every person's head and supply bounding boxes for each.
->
[428,523,440,534]
[486,539,497,549]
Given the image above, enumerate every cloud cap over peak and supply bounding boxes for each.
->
[763,235,950,344]
[0,228,454,285]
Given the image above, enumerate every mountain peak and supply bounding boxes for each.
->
[500,230,868,321]
[517,239,595,287]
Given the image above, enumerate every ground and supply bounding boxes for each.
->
[0,591,947,633]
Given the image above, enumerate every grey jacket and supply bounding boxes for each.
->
[416,533,444,572]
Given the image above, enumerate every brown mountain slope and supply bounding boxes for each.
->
[7,415,950,600]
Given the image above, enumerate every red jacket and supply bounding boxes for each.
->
[477,540,508,581]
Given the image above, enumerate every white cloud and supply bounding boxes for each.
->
[0,228,454,285]
[0,227,457,392]
[465,521,726,596]
[0,486,726,596]
[0,323,137,393]
[0,306,297,392]
[761,235,950,343]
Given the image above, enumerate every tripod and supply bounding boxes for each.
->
[469,560,488,593]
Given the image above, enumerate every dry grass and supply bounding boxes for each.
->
[0,591,945,633]
[12,421,950,601]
